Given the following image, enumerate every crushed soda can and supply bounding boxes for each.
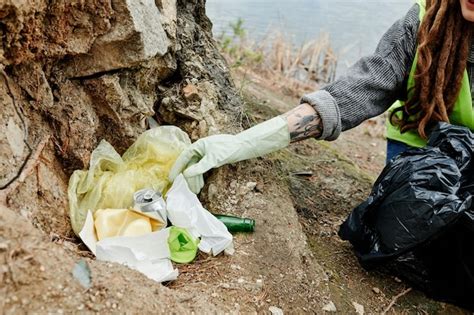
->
[132,188,167,225]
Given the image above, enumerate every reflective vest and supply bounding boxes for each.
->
[386,0,474,147]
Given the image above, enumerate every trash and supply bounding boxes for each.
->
[339,123,474,310]
[80,210,179,282]
[212,214,255,232]
[166,174,233,255]
[68,126,191,235]
[69,126,233,283]
[322,301,337,312]
[94,208,164,240]
[72,259,92,289]
[167,226,199,264]
[132,188,167,224]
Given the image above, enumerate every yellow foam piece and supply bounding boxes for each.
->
[94,208,163,240]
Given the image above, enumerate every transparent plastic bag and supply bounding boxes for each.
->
[68,126,191,235]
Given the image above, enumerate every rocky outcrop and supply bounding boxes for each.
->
[0,1,246,312]
[0,0,242,233]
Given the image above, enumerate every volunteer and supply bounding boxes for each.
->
[170,0,474,194]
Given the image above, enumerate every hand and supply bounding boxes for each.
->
[169,134,243,193]
[169,116,290,193]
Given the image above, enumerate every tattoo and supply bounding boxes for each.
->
[282,104,323,143]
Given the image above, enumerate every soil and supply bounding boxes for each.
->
[3,74,469,314]
[0,2,470,311]
[1,71,470,314]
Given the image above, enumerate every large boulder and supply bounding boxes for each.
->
[0,0,241,240]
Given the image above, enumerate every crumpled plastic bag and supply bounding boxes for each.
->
[68,126,191,235]
[339,122,474,309]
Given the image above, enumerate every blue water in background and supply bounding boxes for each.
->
[206,0,414,76]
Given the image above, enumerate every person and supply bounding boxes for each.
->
[169,0,474,194]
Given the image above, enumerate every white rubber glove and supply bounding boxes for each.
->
[169,116,290,193]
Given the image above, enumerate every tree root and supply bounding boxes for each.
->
[0,136,50,206]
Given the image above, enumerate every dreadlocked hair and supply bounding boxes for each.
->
[390,0,473,139]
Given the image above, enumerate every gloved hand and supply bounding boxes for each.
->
[169,116,290,193]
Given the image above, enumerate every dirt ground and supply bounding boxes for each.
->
[1,73,470,314]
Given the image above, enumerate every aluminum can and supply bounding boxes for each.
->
[133,188,167,223]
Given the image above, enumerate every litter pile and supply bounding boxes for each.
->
[340,122,474,310]
[68,126,234,282]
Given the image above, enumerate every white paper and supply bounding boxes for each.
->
[166,175,233,255]
[96,228,171,262]
[96,229,178,283]
[78,211,178,282]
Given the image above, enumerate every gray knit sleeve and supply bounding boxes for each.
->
[301,4,420,141]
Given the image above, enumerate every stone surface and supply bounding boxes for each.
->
[0,75,27,188]
[0,1,243,312]
[0,0,241,228]
[0,0,113,65]
[13,62,54,109]
[322,301,337,312]
[269,306,284,315]
[62,0,170,77]
[352,302,365,315]
[155,0,177,40]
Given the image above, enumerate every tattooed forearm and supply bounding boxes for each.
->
[281,103,323,142]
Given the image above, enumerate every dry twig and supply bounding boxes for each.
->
[382,287,412,315]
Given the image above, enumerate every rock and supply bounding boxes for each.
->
[13,63,54,109]
[246,181,257,191]
[322,301,337,312]
[183,84,200,101]
[0,241,9,251]
[372,287,381,294]
[269,306,284,315]
[230,264,241,270]
[63,0,170,77]
[6,117,25,158]
[1,1,113,65]
[0,2,243,312]
[352,302,364,315]
[238,181,258,196]
[155,0,177,40]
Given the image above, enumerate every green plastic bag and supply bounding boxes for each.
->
[68,126,191,235]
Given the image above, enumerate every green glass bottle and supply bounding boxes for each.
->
[212,214,255,232]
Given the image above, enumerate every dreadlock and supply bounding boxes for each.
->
[390,0,473,139]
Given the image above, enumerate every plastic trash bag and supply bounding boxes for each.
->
[339,123,474,309]
[68,126,191,235]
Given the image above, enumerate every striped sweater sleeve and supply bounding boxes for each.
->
[301,4,420,141]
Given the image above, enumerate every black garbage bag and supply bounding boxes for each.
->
[339,123,474,309]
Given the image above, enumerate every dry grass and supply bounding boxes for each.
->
[217,20,337,96]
